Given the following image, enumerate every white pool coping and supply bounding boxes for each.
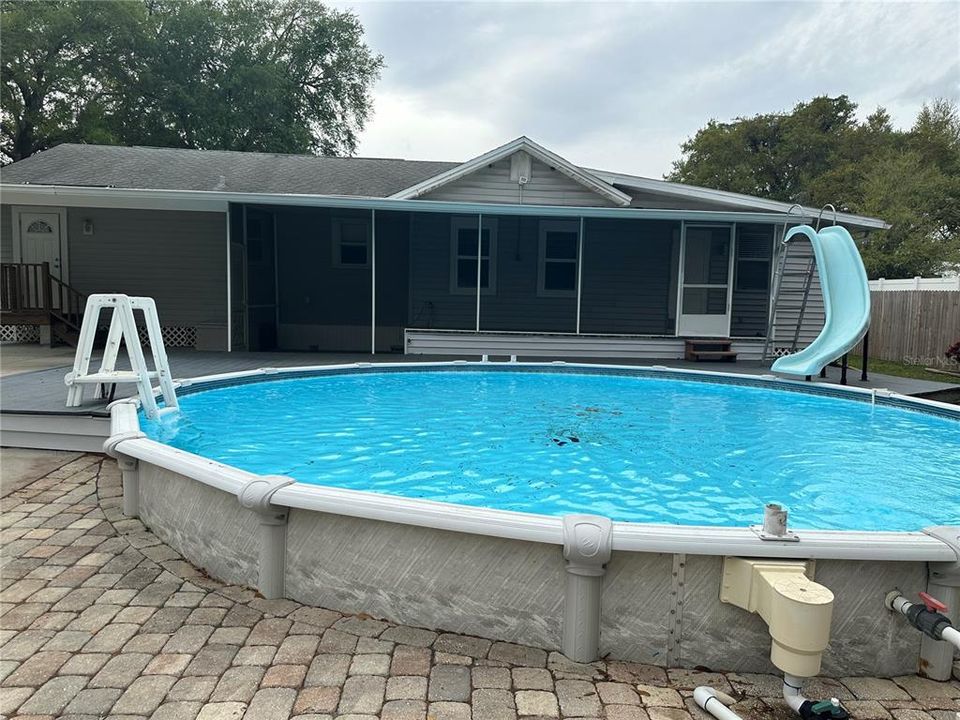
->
[106,360,960,564]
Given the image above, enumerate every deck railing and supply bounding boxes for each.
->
[1,262,85,336]
[1,262,51,318]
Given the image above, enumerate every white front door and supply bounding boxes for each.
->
[19,211,64,280]
[676,224,735,337]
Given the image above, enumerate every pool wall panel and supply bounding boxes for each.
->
[677,554,778,673]
[815,560,925,677]
[284,510,565,649]
[139,464,260,589]
[599,551,674,664]
[134,461,934,677]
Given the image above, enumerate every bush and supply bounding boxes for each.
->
[946,340,960,364]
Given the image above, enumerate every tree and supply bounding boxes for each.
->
[0,1,145,162]
[0,0,383,162]
[668,96,960,278]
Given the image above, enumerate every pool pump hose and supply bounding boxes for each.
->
[885,590,960,649]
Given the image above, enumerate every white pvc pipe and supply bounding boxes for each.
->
[782,674,807,714]
[693,687,742,720]
[942,625,960,649]
[888,592,960,651]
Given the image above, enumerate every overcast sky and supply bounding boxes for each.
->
[333,1,959,178]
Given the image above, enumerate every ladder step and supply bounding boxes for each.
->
[69,371,160,384]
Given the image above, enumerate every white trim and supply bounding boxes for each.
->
[1,183,871,226]
[676,223,735,337]
[370,209,376,354]
[331,215,371,268]
[587,168,890,230]
[225,208,232,352]
[389,136,633,207]
[575,217,584,334]
[449,216,498,296]
[475,213,482,332]
[11,205,69,283]
[537,219,579,298]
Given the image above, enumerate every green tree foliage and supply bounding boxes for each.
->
[1,0,383,162]
[669,96,960,278]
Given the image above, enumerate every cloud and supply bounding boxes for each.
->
[337,0,960,177]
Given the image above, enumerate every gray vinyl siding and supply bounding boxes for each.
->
[730,224,775,337]
[771,237,825,348]
[421,157,616,207]
[1,204,12,262]
[580,219,679,334]
[66,207,227,330]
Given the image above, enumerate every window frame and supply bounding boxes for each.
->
[449,216,498,295]
[331,216,371,269]
[537,219,580,298]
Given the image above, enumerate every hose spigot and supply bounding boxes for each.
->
[801,697,849,720]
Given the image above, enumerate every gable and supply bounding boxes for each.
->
[420,151,619,207]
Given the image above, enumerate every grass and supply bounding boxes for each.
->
[847,355,959,383]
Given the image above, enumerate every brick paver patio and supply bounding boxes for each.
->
[1,452,958,719]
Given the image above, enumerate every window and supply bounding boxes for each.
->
[26,220,53,234]
[449,217,497,294]
[734,226,772,292]
[538,220,579,296]
[332,217,370,268]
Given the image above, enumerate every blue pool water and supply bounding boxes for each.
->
[141,369,960,531]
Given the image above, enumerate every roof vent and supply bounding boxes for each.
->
[510,151,532,185]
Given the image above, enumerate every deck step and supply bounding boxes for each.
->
[684,339,738,363]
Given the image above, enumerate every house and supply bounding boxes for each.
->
[0,136,887,359]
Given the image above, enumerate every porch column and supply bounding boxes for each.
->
[370,209,376,355]
[576,217,584,334]
[475,213,483,332]
[225,206,232,352]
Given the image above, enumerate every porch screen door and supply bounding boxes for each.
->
[676,225,734,337]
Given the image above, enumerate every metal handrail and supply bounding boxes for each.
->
[815,204,837,230]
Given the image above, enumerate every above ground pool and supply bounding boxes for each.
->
[141,366,960,532]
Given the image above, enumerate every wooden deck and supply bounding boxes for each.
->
[1,347,957,452]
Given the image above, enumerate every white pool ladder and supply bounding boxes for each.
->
[64,294,178,419]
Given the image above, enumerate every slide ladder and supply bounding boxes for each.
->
[769,220,871,377]
[64,294,178,419]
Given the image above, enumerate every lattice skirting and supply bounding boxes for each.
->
[137,325,197,349]
[0,324,41,344]
[770,347,797,357]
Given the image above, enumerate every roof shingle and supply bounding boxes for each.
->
[0,144,460,197]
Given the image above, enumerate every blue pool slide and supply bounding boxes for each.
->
[771,225,871,377]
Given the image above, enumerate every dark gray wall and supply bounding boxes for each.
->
[730,224,774,337]
[580,219,678,335]
[409,215,681,336]
[409,213,579,333]
[274,206,408,351]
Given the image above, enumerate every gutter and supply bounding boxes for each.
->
[0,183,879,228]
[586,168,890,230]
